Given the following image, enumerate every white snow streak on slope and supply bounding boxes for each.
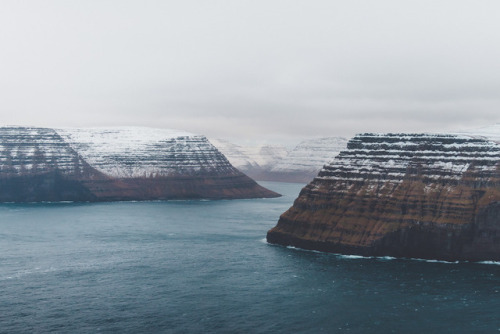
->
[319,133,500,185]
[58,127,193,153]
[271,137,348,173]
[0,127,82,174]
[457,123,500,144]
[56,127,233,178]
[211,137,348,174]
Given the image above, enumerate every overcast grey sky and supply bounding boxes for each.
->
[1,1,500,144]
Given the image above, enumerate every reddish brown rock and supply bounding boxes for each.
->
[267,133,500,262]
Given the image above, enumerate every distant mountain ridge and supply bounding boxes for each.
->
[211,137,348,183]
[208,139,288,170]
[0,126,279,202]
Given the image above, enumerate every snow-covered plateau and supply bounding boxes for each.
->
[0,126,279,202]
[57,127,236,178]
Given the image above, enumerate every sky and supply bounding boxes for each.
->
[1,0,500,145]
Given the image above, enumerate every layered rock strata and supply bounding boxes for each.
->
[267,133,500,261]
[0,126,279,202]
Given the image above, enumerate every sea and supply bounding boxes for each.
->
[0,181,498,333]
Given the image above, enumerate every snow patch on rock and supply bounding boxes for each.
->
[270,137,348,173]
[57,127,235,178]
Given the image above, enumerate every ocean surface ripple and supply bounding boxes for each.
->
[0,182,498,333]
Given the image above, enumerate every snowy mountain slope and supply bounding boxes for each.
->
[57,127,237,178]
[457,123,500,143]
[0,126,279,201]
[209,139,288,169]
[317,133,500,184]
[211,137,348,183]
[208,139,257,169]
[270,137,348,173]
[0,126,96,177]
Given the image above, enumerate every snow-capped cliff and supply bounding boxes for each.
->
[0,127,97,177]
[57,127,236,178]
[268,132,500,261]
[0,126,279,202]
[270,137,348,173]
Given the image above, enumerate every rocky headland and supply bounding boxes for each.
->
[0,126,279,202]
[267,133,500,261]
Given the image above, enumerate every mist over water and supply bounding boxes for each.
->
[0,182,498,333]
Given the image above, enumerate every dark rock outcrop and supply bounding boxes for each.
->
[0,126,279,202]
[267,133,500,262]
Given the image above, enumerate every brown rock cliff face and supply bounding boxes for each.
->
[267,133,500,261]
[0,127,279,202]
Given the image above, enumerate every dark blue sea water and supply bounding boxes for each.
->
[0,181,498,333]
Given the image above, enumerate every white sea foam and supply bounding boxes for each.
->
[338,254,366,259]
[412,258,460,264]
[283,245,322,254]
[477,261,500,266]
[278,244,499,265]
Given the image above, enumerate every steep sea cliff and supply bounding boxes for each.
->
[267,133,500,261]
[0,126,279,202]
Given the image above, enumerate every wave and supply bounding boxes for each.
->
[285,245,323,254]
[275,244,500,265]
[477,261,500,266]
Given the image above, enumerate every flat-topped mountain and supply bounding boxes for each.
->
[0,126,279,202]
[58,127,237,178]
[267,133,500,262]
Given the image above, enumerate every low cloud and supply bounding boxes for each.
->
[1,0,500,143]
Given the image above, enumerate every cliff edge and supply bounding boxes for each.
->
[0,126,279,202]
[267,133,500,262]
